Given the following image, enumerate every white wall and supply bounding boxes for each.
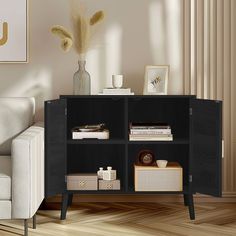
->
[0,0,183,120]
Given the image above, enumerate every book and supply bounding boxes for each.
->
[103,88,131,93]
[129,134,173,141]
[72,129,110,139]
[98,88,134,95]
[130,129,171,135]
[98,92,134,95]
[130,122,171,129]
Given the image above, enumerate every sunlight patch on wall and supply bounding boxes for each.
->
[87,50,101,94]
[149,0,182,94]
[149,1,165,63]
[0,69,52,98]
[105,23,123,88]
[165,0,182,94]
[0,69,52,120]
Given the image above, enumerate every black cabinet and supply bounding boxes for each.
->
[45,95,222,220]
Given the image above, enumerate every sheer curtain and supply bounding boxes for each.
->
[183,0,236,194]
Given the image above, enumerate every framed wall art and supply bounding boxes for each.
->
[0,0,28,63]
[143,65,169,95]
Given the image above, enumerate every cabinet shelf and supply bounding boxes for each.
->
[66,186,190,195]
[67,189,126,194]
[67,139,125,145]
[128,139,189,145]
[67,139,189,145]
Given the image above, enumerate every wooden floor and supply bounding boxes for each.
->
[1,202,236,236]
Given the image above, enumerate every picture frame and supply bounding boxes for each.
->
[0,0,28,63]
[143,65,169,95]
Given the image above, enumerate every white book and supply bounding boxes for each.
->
[129,134,173,141]
[103,88,131,93]
[130,125,171,129]
[98,92,134,95]
[72,130,109,139]
[130,129,171,135]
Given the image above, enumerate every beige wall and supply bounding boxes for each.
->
[0,0,183,121]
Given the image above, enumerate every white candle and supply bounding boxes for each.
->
[112,75,123,88]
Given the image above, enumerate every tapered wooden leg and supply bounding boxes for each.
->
[24,219,28,236]
[187,194,195,220]
[68,194,73,207]
[61,193,69,220]
[183,194,189,206]
[33,214,36,229]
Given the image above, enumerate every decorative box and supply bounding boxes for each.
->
[67,173,98,190]
[134,162,183,191]
[99,180,120,190]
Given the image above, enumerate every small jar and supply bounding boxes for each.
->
[103,166,116,181]
[97,167,104,179]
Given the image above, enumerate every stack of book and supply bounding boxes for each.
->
[98,88,134,95]
[129,122,173,141]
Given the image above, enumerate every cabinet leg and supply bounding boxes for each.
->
[61,193,69,220]
[24,219,28,236]
[33,214,36,229]
[183,194,189,206]
[68,194,73,207]
[187,194,195,220]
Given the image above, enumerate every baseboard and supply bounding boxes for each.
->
[46,192,236,203]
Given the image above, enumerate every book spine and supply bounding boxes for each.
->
[131,126,171,129]
[72,131,109,139]
[99,92,134,95]
[129,134,173,138]
[103,89,131,93]
[129,135,173,141]
[130,129,171,135]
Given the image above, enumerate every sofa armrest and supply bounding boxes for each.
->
[11,123,44,219]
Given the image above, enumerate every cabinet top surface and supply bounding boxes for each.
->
[60,95,196,99]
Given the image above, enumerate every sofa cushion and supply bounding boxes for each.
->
[0,97,35,155]
[0,201,11,219]
[0,155,11,200]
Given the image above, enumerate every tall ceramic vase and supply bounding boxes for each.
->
[73,60,91,95]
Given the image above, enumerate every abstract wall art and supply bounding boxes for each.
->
[0,0,28,63]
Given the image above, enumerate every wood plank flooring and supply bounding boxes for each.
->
[1,202,236,236]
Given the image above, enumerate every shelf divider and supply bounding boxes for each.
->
[67,139,125,145]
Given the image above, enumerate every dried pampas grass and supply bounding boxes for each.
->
[51,25,73,52]
[51,25,73,39]
[90,11,105,26]
[72,13,91,56]
[61,38,73,52]
[51,1,105,58]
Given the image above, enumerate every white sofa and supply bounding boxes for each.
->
[0,97,44,236]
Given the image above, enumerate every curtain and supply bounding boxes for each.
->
[183,0,236,194]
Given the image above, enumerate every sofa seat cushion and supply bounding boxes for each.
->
[0,156,11,200]
[0,201,11,219]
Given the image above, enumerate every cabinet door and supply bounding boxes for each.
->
[191,99,222,197]
[45,99,66,197]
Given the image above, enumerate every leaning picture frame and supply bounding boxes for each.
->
[143,65,169,95]
[0,0,28,63]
